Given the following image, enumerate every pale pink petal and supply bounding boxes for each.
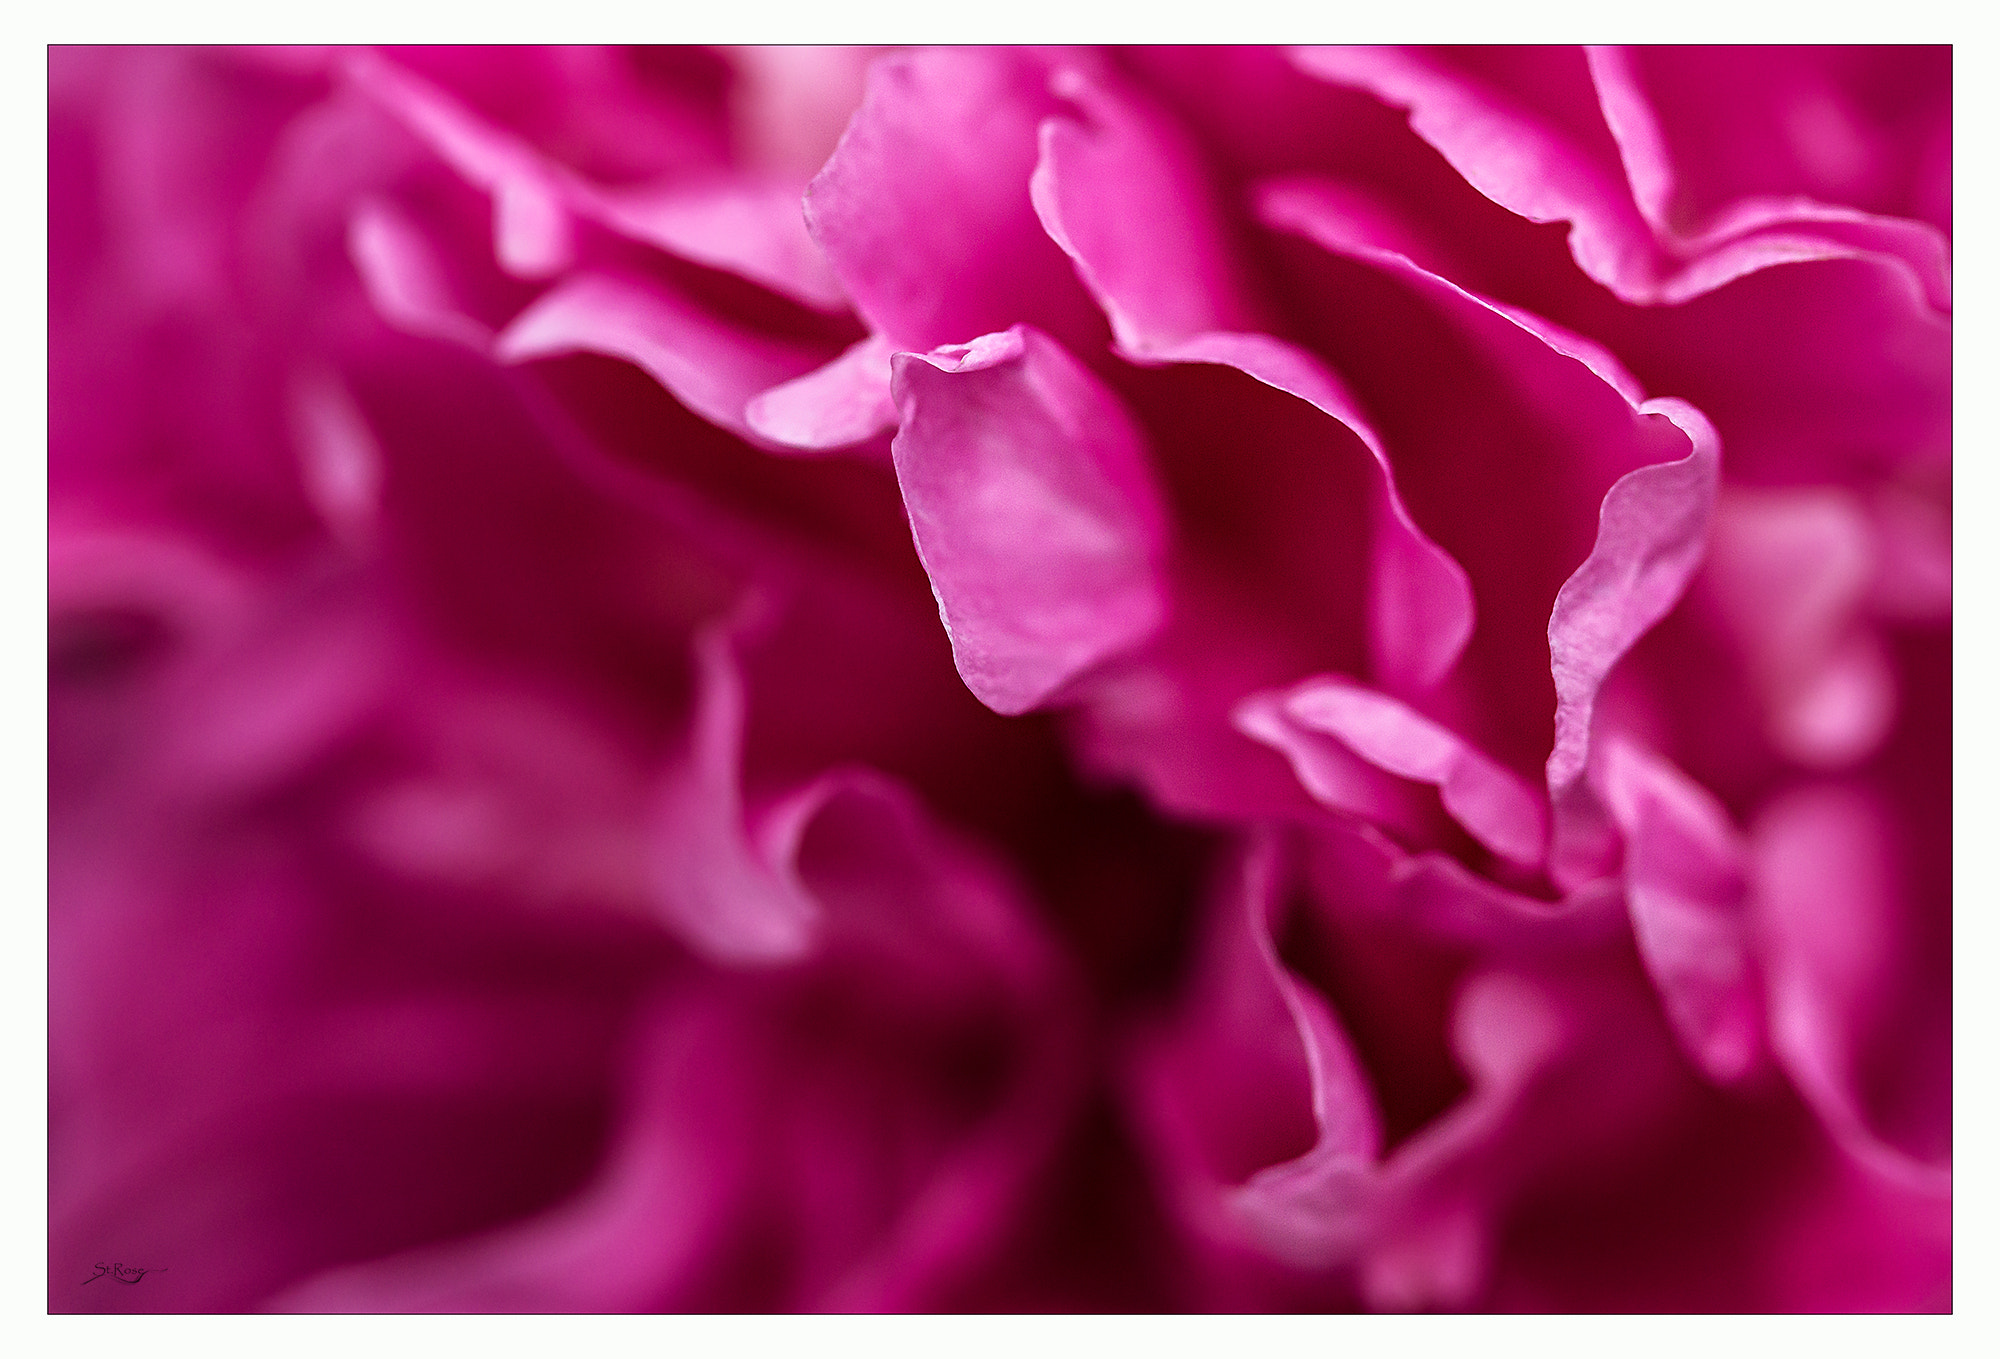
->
[1249,675,1548,870]
[744,332,899,452]
[1597,739,1763,1082]
[495,270,827,446]
[724,46,880,184]
[1545,398,1721,887]
[581,177,846,313]
[887,326,1168,716]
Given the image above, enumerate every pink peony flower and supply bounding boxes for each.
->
[50,44,1948,1312]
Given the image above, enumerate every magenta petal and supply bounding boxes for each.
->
[1585,45,1951,310]
[649,624,820,964]
[1545,398,1721,886]
[1252,676,1548,870]
[1124,838,1381,1285]
[1291,45,1656,300]
[744,332,900,452]
[1597,739,1763,1082]
[1750,785,1951,1193]
[1029,64,1262,353]
[1227,847,1386,1269]
[888,326,1168,716]
[1231,689,1423,841]
[347,198,496,349]
[495,270,827,445]
[281,761,1078,1313]
[1700,488,1897,769]
[805,48,1099,353]
[582,178,847,312]
[346,50,577,279]
[1130,329,1473,693]
[268,995,778,1312]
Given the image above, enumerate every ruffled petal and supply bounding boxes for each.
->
[1122,330,1473,694]
[1291,46,1657,299]
[1241,675,1547,870]
[1544,398,1720,886]
[804,48,1101,353]
[1028,62,1264,353]
[496,270,828,446]
[1749,784,1951,1194]
[648,622,820,964]
[1585,44,1950,309]
[582,178,846,312]
[1597,739,1763,1082]
[888,326,1169,716]
[744,332,899,452]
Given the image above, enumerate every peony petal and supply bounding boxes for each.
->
[1259,179,1718,801]
[1585,45,1951,310]
[1231,689,1426,843]
[1699,487,1897,769]
[347,198,496,349]
[1127,329,1473,694]
[284,763,1078,1312]
[1297,45,1950,309]
[648,623,820,964]
[1750,785,1951,1195]
[744,332,899,452]
[1229,843,1386,1268]
[1597,739,1763,1082]
[581,177,847,313]
[1124,837,1381,1286]
[1291,45,1657,300]
[495,270,827,445]
[346,49,576,278]
[1029,63,1263,353]
[888,326,1168,716]
[1545,398,1721,887]
[271,994,768,1312]
[804,48,1100,354]
[1245,675,1547,870]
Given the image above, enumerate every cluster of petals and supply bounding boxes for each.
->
[50,44,1948,1312]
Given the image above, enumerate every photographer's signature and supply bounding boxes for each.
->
[82,1262,166,1286]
